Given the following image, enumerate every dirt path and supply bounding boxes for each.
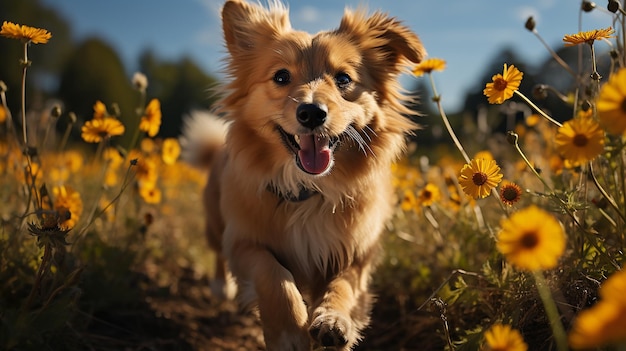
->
[147,275,265,351]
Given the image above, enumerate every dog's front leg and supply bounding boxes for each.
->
[309,265,373,351]
[229,240,311,351]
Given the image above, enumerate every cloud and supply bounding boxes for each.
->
[295,5,321,24]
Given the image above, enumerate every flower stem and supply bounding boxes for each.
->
[532,270,568,351]
[531,29,578,79]
[510,132,554,192]
[126,89,147,152]
[20,42,29,148]
[589,161,626,225]
[589,43,602,94]
[514,91,562,128]
[23,241,53,311]
[428,73,471,164]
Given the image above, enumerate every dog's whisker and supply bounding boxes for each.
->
[363,125,377,140]
[344,125,374,157]
[287,95,299,103]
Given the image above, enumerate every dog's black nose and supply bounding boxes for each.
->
[296,103,327,130]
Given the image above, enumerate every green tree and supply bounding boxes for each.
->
[57,38,137,145]
[139,50,219,138]
[0,0,73,119]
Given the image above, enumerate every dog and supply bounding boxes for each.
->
[182,1,425,349]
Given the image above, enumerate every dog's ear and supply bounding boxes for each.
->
[337,9,425,72]
[222,0,291,56]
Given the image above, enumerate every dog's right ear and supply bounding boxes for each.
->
[222,0,291,56]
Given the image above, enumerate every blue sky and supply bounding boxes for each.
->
[39,0,609,111]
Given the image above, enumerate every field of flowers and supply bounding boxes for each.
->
[1,1,626,350]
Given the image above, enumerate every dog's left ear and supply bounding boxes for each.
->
[337,9,425,73]
[222,0,291,57]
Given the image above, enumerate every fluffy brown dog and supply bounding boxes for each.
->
[185,1,425,349]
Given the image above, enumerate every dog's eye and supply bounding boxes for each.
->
[273,69,291,86]
[335,72,352,89]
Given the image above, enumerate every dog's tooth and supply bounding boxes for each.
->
[294,135,300,144]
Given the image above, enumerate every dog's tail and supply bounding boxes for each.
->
[179,110,229,168]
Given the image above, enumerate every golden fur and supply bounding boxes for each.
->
[188,1,425,349]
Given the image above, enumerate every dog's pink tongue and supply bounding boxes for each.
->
[298,134,331,175]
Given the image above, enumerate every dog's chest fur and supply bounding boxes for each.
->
[221,168,383,282]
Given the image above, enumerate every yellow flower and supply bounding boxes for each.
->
[81,117,125,143]
[577,108,593,120]
[496,206,565,271]
[140,138,157,154]
[569,300,626,349]
[458,158,503,199]
[483,64,523,104]
[417,183,441,207]
[599,269,626,303]
[0,105,7,123]
[474,150,494,161]
[134,157,158,185]
[93,100,107,120]
[483,324,528,351]
[139,183,162,204]
[569,269,626,350]
[412,58,446,77]
[555,117,605,164]
[525,114,541,127]
[103,147,124,169]
[52,185,83,229]
[161,138,181,165]
[499,181,522,206]
[400,189,417,212]
[58,150,84,174]
[49,167,70,184]
[597,68,626,135]
[563,27,615,46]
[0,21,51,44]
[104,168,119,187]
[139,98,162,137]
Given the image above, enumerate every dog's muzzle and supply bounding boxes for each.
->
[277,103,339,175]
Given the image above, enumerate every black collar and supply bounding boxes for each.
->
[267,185,319,203]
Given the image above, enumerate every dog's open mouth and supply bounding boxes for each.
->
[277,126,339,175]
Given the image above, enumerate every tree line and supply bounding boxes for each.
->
[1,0,610,148]
[0,0,218,147]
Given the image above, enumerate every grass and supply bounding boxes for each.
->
[2,2,626,350]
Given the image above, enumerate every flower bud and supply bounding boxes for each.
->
[590,71,602,81]
[50,104,62,118]
[608,0,620,13]
[581,100,592,112]
[132,72,148,92]
[0,81,7,93]
[532,84,548,100]
[68,112,77,124]
[581,1,596,12]
[506,131,519,145]
[525,17,536,32]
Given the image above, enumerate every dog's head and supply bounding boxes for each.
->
[219,0,425,181]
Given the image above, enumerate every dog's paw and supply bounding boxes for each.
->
[309,310,353,348]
